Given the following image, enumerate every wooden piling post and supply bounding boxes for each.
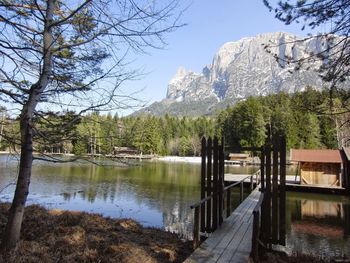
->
[206,137,212,232]
[252,210,260,262]
[218,137,224,225]
[251,193,264,263]
[264,136,272,246]
[250,175,254,191]
[240,181,244,203]
[200,137,206,234]
[193,206,200,249]
[260,148,265,190]
[279,136,286,245]
[213,137,219,230]
[272,136,279,244]
[226,188,231,217]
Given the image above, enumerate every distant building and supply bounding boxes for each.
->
[228,153,251,161]
[113,147,138,156]
[290,149,345,188]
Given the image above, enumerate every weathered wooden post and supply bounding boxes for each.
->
[193,206,200,249]
[226,188,231,217]
[251,193,264,263]
[260,147,265,190]
[218,137,224,225]
[213,137,219,230]
[279,136,286,245]
[206,137,212,233]
[260,133,287,249]
[200,137,206,234]
[240,181,244,203]
[263,131,272,247]
[250,175,254,191]
[272,136,279,244]
[252,209,260,262]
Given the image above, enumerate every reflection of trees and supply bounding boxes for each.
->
[27,161,201,237]
[163,198,194,240]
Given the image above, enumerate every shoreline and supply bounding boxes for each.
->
[0,203,193,262]
[156,156,201,164]
[0,152,203,164]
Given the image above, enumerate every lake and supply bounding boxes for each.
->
[0,155,256,239]
[0,154,349,258]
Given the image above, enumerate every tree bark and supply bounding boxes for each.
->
[0,0,55,251]
[0,114,34,250]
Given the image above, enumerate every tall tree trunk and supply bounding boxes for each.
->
[0,0,55,251]
[0,114,34,250]
[0,110,4,147]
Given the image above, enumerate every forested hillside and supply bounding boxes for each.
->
[1,89,346,156]
[217,88,343,150]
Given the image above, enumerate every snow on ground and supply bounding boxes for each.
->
[157,156,202,164]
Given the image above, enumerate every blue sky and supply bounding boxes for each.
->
[124,0,318,113]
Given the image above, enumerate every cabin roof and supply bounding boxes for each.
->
[290,149,342,164]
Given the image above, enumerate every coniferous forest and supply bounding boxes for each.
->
[1,89,347,156]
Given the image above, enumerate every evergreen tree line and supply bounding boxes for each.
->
[72,113,217,156]
[217,88,345,150]
[1,89,346,156]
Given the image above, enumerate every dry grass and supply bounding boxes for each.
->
[0,203,193,263]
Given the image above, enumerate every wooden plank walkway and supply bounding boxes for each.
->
[224,173,298,184]
[184,188,262,263]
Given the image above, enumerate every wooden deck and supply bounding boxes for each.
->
[224,173,298,184]
[184,188,262,263]
[224,174,348,195]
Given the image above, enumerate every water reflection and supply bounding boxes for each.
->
[286,193,350,259]
[0,155,257,239]
[3,155,349,258]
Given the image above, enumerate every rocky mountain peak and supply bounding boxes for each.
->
[138,32,345,116]
[165,32,328,103]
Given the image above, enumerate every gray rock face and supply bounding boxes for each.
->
[138,32,341,116]
[167,32,328,102]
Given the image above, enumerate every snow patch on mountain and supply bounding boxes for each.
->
[137,32,346,116]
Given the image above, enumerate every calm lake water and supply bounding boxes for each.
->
[0,154,349,258]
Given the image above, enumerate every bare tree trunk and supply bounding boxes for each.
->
[0,110,4,147]
[0,0,55,251]
[0,114,34,250]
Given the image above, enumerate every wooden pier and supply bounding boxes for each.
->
[187,134,288,263]
[225,174,348,195]
[184,188,262,263]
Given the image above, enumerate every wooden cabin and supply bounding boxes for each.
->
[113,147,138,155]
[290,149,343,187]
[228,153,251,162]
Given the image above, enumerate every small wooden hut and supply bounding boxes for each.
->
[228,153,251,161]
[113,147,138,155]
[290,149,343,187]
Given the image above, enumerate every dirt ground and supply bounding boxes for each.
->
[0,203,193,263]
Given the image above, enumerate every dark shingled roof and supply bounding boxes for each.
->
[290,149,342,163]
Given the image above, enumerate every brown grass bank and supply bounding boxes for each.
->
[0,203,193,263]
